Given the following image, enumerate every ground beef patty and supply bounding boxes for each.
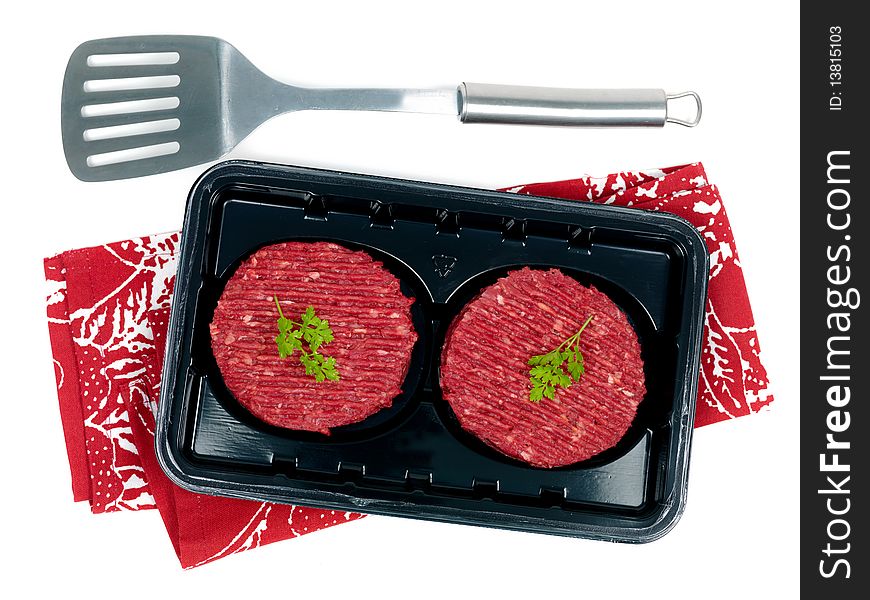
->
[210,241,417,434]
[440,267,646,468]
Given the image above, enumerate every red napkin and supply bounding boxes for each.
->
[44,162,772,568]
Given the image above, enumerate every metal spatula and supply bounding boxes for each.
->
[62,35,701,181]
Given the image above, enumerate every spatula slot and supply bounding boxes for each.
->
[81,97,181,118]
[87,52,180,67]
[83,75,180,93]
[83,118,181,141]
[86,141,180,167]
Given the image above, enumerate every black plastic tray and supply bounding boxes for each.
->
[156,160,709,542]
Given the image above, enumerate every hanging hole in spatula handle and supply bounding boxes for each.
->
[665,91,702,127]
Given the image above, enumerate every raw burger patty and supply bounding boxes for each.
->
[440,267,646,468]
[210,241,417,434]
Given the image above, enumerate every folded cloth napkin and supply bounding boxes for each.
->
[44,162,772,568]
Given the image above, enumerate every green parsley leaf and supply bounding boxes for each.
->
[566,348,585,380]
[527,315,594,403]
[275,328,303,359]
[274,296,340,382]
[299,305,334,352]
[529,365,552,379]
[321,356,340,382]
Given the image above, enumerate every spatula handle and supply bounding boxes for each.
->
[458,83,701,127]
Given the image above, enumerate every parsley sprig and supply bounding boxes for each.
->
[528,315,594,402]
[274,295,340,382]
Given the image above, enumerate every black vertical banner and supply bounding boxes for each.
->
[801,3,868,596]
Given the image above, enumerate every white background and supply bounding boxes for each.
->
[0,1,799,597]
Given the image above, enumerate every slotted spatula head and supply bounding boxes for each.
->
[62,35,280,181]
